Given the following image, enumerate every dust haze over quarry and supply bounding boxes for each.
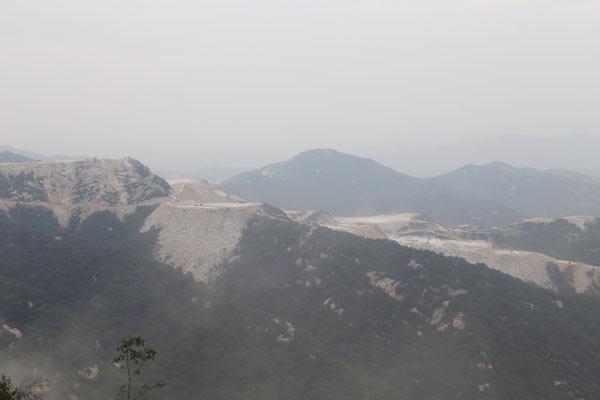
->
[3,157,600,399]
[3,0,600,170]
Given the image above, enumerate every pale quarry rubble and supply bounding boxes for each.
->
[563,215,598,231]
[78,364,100,380]
[304,211,600,295]
[393,235,600,294]
[2,324,23,339]
[168,180,242,204]
[141,200,265,284]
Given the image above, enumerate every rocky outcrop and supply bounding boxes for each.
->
[0,158,171,206]
[0,160,279,284]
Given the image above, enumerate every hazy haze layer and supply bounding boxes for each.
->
[2,0,600,171]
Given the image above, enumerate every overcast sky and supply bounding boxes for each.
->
[1,0,599,171]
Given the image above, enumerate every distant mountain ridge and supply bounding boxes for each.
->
[223,149,600,227]
[433,161,600,217]
[0,145,87,162]
[3,155,600,399]
[221,149,520,227]
[391,134,600,177]
[0,151,33,163]
[224,148,421,212]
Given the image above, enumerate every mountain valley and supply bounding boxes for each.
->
[2,157,600,399]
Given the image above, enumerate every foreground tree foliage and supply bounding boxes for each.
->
[113,336,166,400]
[1,335,165,400]
[0,375,17,400]
[0,375,42,400]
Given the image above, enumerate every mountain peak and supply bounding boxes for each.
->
[248,148,400,181]
[0,145,86,162]
[222,150,522,227]
[284,148,397,169]
[483,160,516,170]
[0,158,171,206]
[294,148,344,158]
[451,161,517,174]
[267,148,366,168]
[291,148,377,164]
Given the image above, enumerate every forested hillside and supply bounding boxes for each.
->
[492,217,600,266]
[2,211,600,399]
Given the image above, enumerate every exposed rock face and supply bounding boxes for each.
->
[301,212,600,297]
[393,236,600,295]
[0,160,275,285]
[2,324,23,339]
[0,158,171,206]
[169,179,242,205]
[313,213,442,240]
[138,179,276,283]
[366,271,404,301]
[142,201,267,283]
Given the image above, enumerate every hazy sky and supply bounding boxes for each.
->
[1,0,599,170]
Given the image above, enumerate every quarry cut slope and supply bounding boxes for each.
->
[138,179,271,283]
[142,200,266,284]
[393,235,600,294]
[0,160,273,284]
[299,212,600,296]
